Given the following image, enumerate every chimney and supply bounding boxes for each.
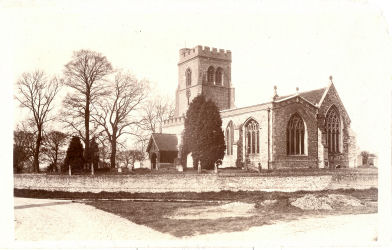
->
[296,87,299,95]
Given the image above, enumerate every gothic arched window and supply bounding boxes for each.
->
[245,119,259,155]
[207,66,215,83]
[287,114,305,155]
[226,121,234,155]
[326,106,340,153]
[185,68,192,87]
[215,67,223,85]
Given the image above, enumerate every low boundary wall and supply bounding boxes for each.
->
[14,173,377,193]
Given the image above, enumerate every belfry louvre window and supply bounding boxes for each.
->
[245,120,259,155]
[326,107,340,153]
[215,67,223,85]
[207,66,215,83]
[287,114,305,155]
[185,68,192,87]
[225,121,234,155]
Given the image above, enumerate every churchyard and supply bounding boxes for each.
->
[84,188,377,237]
[14,165,377,238]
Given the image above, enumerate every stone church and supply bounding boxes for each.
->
[146,45,357,171]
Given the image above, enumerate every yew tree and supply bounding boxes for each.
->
[64,136,84,172]
[183,95,225,169]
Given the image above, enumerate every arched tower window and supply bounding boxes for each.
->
[226,121,234,155]
[185,68,192,87]
[215,67,223,85]
[207,66,215,84]
[245,119,259,155]
[326,106,341,153]
[287,113,305,155]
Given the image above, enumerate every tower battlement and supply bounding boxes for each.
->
[178,45,231,64]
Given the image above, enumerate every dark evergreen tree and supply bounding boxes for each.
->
[86,137,99,170]
[13,145,27,173]
[183,95,225,170]
[196,99,225,169]
[183,95,206,168]
[64,136,84,173]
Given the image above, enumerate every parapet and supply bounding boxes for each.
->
[179,45,231,64]
[163,116,185,127]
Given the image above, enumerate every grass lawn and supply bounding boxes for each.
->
[14,187,377,201]
[84,188,377,237]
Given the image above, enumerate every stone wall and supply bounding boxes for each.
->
[14,173,377,194]
[221,103,271,169]
[318,84,352,168]
[176,46,233,117]
[271,98,319,169]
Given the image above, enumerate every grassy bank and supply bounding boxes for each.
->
[84,189,377,237]
[14,187,377,202]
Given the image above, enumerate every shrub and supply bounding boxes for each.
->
[95,167,111,174]
[235,158,244,169]
[64,136,85,173]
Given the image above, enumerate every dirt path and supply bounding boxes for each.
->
[14,197,377,246]
[14,198,176,241]
[185,213,378,246]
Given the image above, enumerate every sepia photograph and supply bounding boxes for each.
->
[1,0,392,248]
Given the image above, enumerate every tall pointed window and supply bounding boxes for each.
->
[226,121,234,155]
[287,114,305,155]
[207,66,215,84]
[245,119,259,155]
[215,67,223,85]
[185,68,192,87]
[326,106,340,153]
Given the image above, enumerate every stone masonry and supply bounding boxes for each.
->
[161,45,357,170]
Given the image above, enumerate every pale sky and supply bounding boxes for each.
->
[3,0,392,154]
[1,0,392,242]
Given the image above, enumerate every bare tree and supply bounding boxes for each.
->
[134,130,150,162]
[14,128,36,173]
[139,95,174,133]
[117,149,143,170]
[63,50,113,172]
[91,72,147,168]
[15,70,60,172]
[42,131,68,172]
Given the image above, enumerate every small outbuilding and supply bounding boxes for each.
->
[146,133,178,170]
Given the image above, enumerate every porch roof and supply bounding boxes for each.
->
[146,133,178,152]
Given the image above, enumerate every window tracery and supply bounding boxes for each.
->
[245,119,259,155]
[287,114,305,155]
[207,66,215,83]
[326,106,340,153]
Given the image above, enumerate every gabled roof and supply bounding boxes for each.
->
[146,133,178,152]
[275,87,327,106]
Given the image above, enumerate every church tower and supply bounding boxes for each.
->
[174,45,235,117]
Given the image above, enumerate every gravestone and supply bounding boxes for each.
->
[186,153,193,169]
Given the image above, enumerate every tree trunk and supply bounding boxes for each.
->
[110,139,117,169]
[85,97,90,171]
[54,145,58,172]
[33,129,42,173]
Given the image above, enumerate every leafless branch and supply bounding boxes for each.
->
[15,70,61,172]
